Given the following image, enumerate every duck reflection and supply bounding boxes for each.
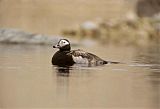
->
[54,64,94,77]
[55,66,71,77]
[53,66,70,103]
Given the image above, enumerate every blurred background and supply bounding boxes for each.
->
[0,0,134,34]
[0,0,160,108]
[0,0,159,45]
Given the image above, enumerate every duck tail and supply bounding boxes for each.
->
[103,61,109,64]
[104,61,121,64]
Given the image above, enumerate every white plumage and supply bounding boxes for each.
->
[72,56,89,64]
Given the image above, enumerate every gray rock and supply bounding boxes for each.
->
[81,21,98,30]
[0,28,62,45]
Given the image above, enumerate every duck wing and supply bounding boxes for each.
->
[67,49,107,64]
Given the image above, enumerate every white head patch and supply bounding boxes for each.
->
[58,39,70,47]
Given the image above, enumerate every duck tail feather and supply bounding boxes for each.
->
[105,61,121,64]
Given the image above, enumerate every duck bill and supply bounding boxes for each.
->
[53,44,60,48]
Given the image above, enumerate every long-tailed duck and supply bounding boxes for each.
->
[52,39,118,66]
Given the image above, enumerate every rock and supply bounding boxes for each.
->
[80,21,100,38]
[0,28,63,45]
[136,0,160,17]
[80,21,98,30]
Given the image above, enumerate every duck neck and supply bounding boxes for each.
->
[60,45,71,51]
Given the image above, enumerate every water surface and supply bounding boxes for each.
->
[0,44,159,108]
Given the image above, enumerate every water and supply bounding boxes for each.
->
[0,44,159,108]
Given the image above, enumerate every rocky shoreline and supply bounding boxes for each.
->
[62,17,160,46]
[0,17,160,46]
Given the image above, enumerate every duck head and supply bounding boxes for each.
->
[53,39,71,51]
